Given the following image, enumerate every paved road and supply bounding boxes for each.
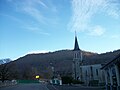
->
[0,84,105,90]
[47,85,105,90]
[0,83,49,90]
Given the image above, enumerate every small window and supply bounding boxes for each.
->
[85,70,87,76]
[90,66,93,77]
[96,69,98,76]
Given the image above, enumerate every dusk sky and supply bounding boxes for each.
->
[0,0,120,60]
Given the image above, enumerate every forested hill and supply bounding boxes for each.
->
[7,49,120,79]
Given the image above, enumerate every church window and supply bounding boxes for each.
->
[96,69,98,76]
[90,66,93,78]
[75,53,77,58]
[76,53,78,58]
[86,70,87,77]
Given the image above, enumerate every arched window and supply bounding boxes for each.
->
[90,66,93,78]
[96,69,98,76]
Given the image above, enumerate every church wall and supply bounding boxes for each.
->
[81,64,104,85]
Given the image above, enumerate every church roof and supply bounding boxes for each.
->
[74,36,80,51]
[101,53,120,69]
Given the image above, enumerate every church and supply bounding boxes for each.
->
[72,34,105,86]
[72,34,120,90]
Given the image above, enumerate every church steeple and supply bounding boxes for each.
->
[74,32,80,51]
[73,32,82,80]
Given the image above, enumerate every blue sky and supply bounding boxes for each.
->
[0,0,120,60]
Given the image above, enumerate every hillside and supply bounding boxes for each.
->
[0,49,120,80]
[5,49,119,79]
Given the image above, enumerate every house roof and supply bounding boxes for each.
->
[101,53,120,69]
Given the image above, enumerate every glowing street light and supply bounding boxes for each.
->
[35,75,39,79]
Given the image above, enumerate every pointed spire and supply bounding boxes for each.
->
[75,30,77,37]
[74,31,80,51]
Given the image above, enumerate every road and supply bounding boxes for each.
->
[0,84,105,90]
[0,83,49,90]
[47,85,105,90]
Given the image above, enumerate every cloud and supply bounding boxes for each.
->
[5,0,57,36]
[0,13,50,36]
[7,0,58,25]
[69,0,120,35]
[16,0,48,24]
[0,13,24,24]
[23,6,47,24]
[37,0,48,8]
[111,35,120,39]
[88,26,105,36]
[24,26,50,36]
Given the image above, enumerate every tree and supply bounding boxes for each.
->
[0,64,11,82]
[0,63,19,82]
[61,76,73,84]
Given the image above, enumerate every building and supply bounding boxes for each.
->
[72,34,82,80]
[101,53,120,90]
[82,64,105,86]
[72,34,105,86]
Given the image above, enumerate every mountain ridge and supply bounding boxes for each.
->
[1,49,120,79]
[0,58,12,65]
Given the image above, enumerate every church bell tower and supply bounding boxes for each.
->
[72,33,83,80]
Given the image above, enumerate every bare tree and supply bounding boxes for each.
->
[0,64,10,82]
[0,63,18,82]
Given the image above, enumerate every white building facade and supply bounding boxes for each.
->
[81,64,105,86]
[101,53,120,90]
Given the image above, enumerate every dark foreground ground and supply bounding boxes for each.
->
[0,83,105,90]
